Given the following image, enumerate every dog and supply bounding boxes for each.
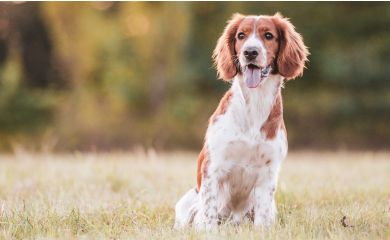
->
[174,12,308,230]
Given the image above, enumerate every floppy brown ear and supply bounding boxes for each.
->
[212,13,244,81]
[272,13,309,80]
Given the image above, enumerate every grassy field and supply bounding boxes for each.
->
[0,151,388,239]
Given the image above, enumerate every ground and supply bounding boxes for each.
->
[0,151,388,239]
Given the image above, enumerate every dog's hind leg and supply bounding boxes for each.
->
[174,188,198,229]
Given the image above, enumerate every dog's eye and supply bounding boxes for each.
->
[237,32,245,40]
[265,32,273,40]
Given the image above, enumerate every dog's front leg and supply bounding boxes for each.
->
[194,173,219,231]
[253,166,278,227]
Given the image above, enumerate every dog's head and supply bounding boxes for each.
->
[213,13,309,88]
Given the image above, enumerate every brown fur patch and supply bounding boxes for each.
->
[271,13,309,80]
[196,145,208,192]
[213,14,244,81]
[261,92,283,139]
[209,90,233,124]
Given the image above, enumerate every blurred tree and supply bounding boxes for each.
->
[0,3,9,67]
[1,2,65,88]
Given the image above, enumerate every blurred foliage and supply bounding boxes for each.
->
[0,2,389,151]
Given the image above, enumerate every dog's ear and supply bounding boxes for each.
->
[213,13,244,81]
[272,13,309,80]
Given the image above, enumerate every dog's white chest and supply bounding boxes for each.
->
[206,76,283,164]
[204,76,286,211]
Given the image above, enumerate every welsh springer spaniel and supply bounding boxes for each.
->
[175,13,308,230]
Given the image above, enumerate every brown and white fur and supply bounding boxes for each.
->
[174,13,308,230]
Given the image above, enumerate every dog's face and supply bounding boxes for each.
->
[213,13,309,88]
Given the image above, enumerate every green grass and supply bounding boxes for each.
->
[0,151,389,239]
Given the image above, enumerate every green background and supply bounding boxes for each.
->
[0,2,389,151]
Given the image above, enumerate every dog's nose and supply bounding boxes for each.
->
[243,48,259,61]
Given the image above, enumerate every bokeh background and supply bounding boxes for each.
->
[0,2,389,152]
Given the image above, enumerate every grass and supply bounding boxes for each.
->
[0,151,389,239]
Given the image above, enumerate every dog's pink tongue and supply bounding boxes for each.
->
[244,67,262,88]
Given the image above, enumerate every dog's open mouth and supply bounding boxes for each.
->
[243,64,272,88]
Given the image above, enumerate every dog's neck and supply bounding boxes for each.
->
[231,74,283,130]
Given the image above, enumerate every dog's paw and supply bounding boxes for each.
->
[254,213,276,228]
[194,216,219,232]
[254,206,276,228]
